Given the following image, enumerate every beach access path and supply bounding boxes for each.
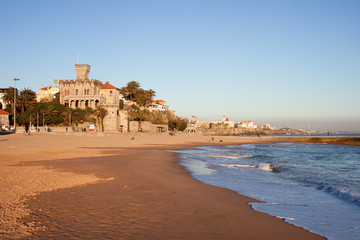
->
[0,133,331,239]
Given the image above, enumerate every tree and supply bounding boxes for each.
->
[84,107,96,123]
[2,87,18,114]
[96,107,108,132]
[52,92,60,103]
[126,81,140,101]
[128,105,150,130]
[169,117,187,131]
[119,87,128,100]
[135,89,156,107]
[62,107,73,126]
[18,88,37,113]
[72,108,86,125]
[33,102,65,126]
[119,99,124,110]
[146,89,156,102]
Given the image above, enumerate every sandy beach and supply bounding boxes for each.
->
[0,132,346,239]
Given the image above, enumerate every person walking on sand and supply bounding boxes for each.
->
[25,124,30,136]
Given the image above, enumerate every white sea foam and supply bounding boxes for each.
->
[201,154,253,159]
[176,143,360,240]
[326,186,360,206]
[257,163,281,172]
[215,163,256,169]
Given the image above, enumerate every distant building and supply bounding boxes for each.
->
[37,86,59,102]
[222,115,235,128]
[59,64,121,131]
[201,115,236,129]
[189,116,198,125]
[263,124,277,130]
[0,109,10,128]
[100,82,121,132]
[239,120,257,129]
[59,65,104,109]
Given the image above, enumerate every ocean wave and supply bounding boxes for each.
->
[317,185,360,206]
[206,148,234,152]
[215,163,256,169]
[201,154,253,159]
[257,163,282,172]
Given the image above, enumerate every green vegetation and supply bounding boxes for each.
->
[119,99,124,110]
[96,107,108,132]
[2,87,97,127]
[120,81,156,107]
[128,105,150,129]
[2,81,185,132]
[168,117,187,131]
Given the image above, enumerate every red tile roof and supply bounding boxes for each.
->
[101,83,118,89]
[0,109,10,115]
[40,86,50,90]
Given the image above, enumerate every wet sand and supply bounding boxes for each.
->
[0,133,336,239]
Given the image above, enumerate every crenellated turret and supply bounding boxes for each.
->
[75,64,90,80]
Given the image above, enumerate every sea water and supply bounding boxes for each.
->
[175,143,360,240]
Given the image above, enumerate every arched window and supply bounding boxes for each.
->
[76,89,79,95]
[110,91,113,97]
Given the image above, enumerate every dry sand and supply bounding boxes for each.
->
[0,132,338,239]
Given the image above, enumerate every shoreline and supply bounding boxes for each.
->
[1,133,353,238]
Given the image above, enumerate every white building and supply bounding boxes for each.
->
[222,115,235,128]
[148,100,169,111]
[238,120,257,129]
[263,124,277,130]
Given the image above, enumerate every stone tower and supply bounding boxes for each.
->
[75,64,90,80]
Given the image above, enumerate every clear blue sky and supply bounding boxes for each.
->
[1,0,359,131]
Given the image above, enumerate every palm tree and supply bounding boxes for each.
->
[144,89,156,107]
[18,88,37,113]
[2,87,17,113]
[146,89,156,100]
[128,105,150,130]
[120,87,128,100]
[96,107,108,132]
[62,107,73,126]
[126,81,140,102]
[135,89,156,107]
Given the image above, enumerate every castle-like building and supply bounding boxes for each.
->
[59,64,121,131]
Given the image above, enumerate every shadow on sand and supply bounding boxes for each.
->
[0,132,15,136]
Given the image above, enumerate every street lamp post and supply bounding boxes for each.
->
[13,78,19,131]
